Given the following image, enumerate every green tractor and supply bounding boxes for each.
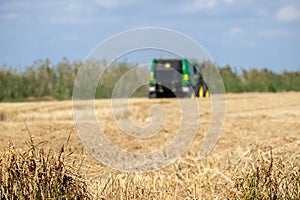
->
[148,58,209,98]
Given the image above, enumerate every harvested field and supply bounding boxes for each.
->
[0,92,299,199]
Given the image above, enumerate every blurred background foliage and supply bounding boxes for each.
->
[0,58,299,102]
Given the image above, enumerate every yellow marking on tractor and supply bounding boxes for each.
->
[183,74,189,80]
[199,85,204,97]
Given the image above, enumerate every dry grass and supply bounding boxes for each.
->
[87,147,299,199]
[1,139,298,199]
[0,130,91,199]
[0,93,299,199]
[232,150,300,199]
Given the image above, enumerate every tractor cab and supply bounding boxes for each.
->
[148,58,209,98]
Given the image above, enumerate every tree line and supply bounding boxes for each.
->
[0,58,299,102]
[220,65,300,93]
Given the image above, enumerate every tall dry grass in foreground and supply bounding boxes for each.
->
[0,133,91,199]
[0,136,299,199]
[89,149,299,199]
[232,149,299,199]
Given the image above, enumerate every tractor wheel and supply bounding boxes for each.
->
[199,85,204,97]
[185,89,193,98]
[205,89,210,97]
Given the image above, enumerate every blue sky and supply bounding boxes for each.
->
[0,0,300,72]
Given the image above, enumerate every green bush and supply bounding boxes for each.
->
[0,59,299,102]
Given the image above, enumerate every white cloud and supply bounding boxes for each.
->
[224,0,235,4]
[0,0,134,25]
[183,0,217,12]
[277,5,300,22]
[47,0,129,25]
[228,27,245,35]
[93,0,124,9]
[224,27,260,48]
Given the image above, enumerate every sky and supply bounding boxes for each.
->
[0,0,300,72]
